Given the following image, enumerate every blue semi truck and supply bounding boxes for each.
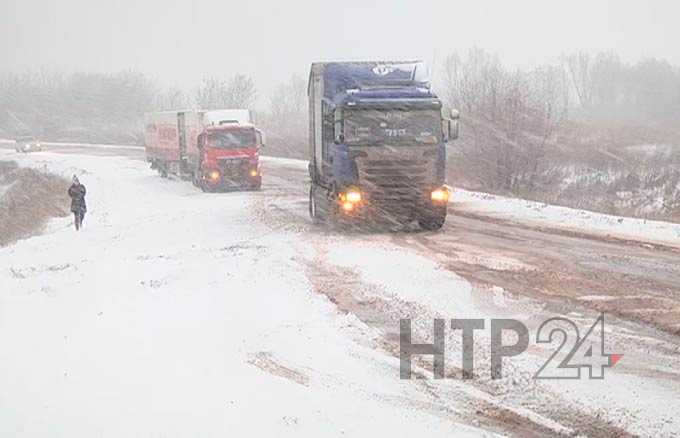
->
[307,61,459,230]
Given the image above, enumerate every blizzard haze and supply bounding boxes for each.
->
[1,0,678,89]
[3,0,680,436]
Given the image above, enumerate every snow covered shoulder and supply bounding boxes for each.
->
[0,152,485,437]
[453,188,680,248]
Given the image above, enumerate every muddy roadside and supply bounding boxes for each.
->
[0,160,71,246]
[404,212,680,337]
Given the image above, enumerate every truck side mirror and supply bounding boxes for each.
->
[445,109,460,142]
[443,119,459,142]
[256,130,266,148]
[333,108,345,144]
[334,121,344,144]
[449,119,460,141]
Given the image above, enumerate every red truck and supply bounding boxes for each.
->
[144,109,263,191]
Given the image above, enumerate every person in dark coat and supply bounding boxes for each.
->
[68,175,87,230]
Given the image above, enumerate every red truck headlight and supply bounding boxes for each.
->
[208,170,221,181]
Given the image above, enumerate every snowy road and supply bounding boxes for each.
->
[1,147,680,437]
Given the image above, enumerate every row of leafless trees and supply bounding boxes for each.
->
[1,49,678,165]
[438,48,680,193]
[157,74,307,157]
[0,71,306,150]
[439,49,570,191]
[0,71,158,143]
[563,52,680,121]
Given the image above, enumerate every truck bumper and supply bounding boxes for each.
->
[201,170,261,191]
[335,195,447,225]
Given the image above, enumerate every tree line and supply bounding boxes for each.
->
[439,48,680,193]
[1,49,679,165]
[0,70,307,156]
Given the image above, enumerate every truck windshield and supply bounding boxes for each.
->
[344,109,441,145]
[208,129,256,149]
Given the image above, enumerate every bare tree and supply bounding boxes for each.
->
[563,52,594,109]
[260,75,307,158]
[441,48,569,192]
[156,87,189,111]
[196,74,257,109]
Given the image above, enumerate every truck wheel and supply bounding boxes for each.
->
[309,185,325,224]
[418,213,446,231]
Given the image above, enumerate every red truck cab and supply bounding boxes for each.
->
[195,123,263,191]
[144,109,264,192]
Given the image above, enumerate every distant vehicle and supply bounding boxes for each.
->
[144,109,263,191]
[307,61,459,230]
[15,136,43,153]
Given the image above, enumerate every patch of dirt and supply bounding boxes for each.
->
[248,351,309,387]
[300,237,656,437]
[302,251,559,436]
[0,160,71,246]
[9,263,73,279]
[400,212,680,337]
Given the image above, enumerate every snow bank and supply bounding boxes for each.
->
[453,189,680,248]
[260,155,308,170]
[39,141,144,150]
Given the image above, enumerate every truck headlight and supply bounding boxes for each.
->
[208,170,221,181]
[431,187,449,204]
[249,169,259,177]
[338,187,362,213]
[345,189,362,203]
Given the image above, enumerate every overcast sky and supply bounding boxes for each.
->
[1,0,678,93]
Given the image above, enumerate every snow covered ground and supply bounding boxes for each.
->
[0,139,142,150]
[2,149,680,437]
[0,151,488,437]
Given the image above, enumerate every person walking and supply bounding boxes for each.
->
[68,175,87,231]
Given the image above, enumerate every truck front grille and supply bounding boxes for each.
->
[218,158,248,176]
[358,158,433,203]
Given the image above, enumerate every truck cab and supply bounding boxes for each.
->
[144,109,263,192]
[307,61,459,229]
[194,122,263,191]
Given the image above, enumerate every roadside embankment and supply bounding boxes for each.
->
[0,160,71,246]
